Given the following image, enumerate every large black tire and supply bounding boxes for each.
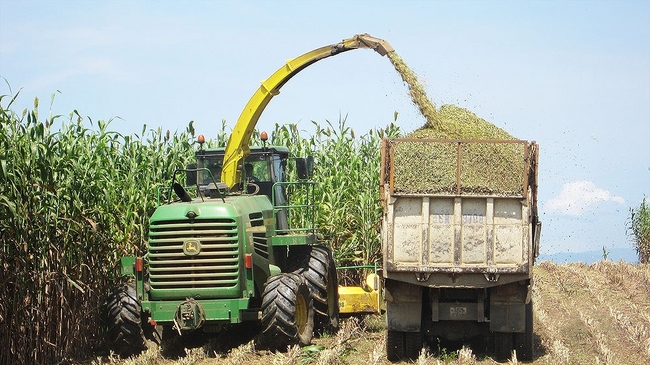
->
[259,273,314,351]
[514,300,534,361]
[494,332,514,361]
[289,245,339,334]
[106,284,146,358]
[386,330,421,362]
[386,330,403,362]
[404,331,422,360]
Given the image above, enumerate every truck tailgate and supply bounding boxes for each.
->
[384,195,532,273]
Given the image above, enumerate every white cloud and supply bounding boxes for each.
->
[544,180,624,216]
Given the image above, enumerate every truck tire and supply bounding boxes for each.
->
[514,300,534,361]
[290,245,339,334]
[404,331,422,359]
[106,284,146,358]
[386,330,421,362]
[494,332,513,361]
[386,330,403,362]
[260,273,314,351]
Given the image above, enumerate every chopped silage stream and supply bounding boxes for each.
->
[386,52,526,196]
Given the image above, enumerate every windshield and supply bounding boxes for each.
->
[244,155,270,182]
[195,153,278,186]
[197,156,223,185]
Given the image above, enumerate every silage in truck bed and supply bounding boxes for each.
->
[388,139,528,196]
[408,104,516,140]
[385,51,532,196]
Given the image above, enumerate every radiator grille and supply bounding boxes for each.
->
[148,218,240,289]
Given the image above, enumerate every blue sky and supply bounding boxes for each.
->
[1,0,649,259]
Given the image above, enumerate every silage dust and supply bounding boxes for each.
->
[387,52,441,130]
[386,51,524,195]
[387,51,515,141]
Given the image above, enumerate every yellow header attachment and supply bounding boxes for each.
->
[221,33,394,189]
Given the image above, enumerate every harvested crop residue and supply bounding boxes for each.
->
[107,262,650,364]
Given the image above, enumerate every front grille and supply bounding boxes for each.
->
[249,212,269,259]
[148,218,240,290]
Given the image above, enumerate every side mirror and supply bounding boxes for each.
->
[296,156,314,180]
[173,183,192,202]
[186,163,197,186]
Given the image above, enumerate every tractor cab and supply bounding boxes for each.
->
[194,146,289,198]
[187,135,313,235]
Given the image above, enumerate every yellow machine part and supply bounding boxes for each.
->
[338,273,385,315]
[221,33,394,189]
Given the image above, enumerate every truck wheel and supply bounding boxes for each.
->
[290,246,339,334]
[404,331,422,359]
[386,330,403,362]
[514,300,534,361]
[106,284,146,357]
[494,332,513,361]
[386,330,420,361]
[260,273,314,351]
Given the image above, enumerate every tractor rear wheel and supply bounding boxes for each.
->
[260,273,314,351]
[106,284,147,358]
[290,245,339,334]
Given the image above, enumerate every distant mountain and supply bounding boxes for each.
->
[537,247,639,264]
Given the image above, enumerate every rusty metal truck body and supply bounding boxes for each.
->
[380,138,540,361]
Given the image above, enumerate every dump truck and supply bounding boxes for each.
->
[106,34,394,357]
[380,138,540,361]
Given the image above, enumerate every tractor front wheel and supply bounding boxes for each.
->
[290,245,339,334]
[259,273,314,351]
[106,284,147,358]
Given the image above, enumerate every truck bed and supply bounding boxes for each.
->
[384,195,532,273]
[380,139,539,278]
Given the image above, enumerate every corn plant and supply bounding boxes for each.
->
[0,92,196,365]
[270,118,401,272]
[627,197,650,263]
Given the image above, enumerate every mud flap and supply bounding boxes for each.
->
[385,279,422,332]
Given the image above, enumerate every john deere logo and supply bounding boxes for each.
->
[183,240,201,256]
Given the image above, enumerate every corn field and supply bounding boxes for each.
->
[0,93,195,364]
[269,120,400,266]
[0,93,398,364]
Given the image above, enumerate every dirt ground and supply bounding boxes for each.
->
[99,261,650,365]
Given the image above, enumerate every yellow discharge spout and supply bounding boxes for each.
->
[221,33,394,189]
